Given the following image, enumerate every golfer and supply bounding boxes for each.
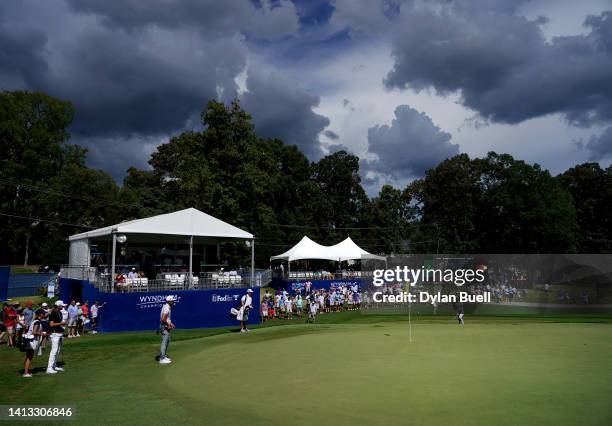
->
[456,302,465,325]
[46,300,66,374]
[238,289,253,333]
[159,295,175,364]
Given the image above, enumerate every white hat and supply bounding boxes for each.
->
[165,295,175,302]
[55,300,64,307]
[247,288,253,293]
[76,302,81,306]
[41,302,48,307]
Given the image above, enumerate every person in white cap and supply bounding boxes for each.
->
[158,295,175,364]
[128,267,138,279]
[46,300,67,374]
[237,289,254,332]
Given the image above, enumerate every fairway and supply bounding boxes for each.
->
[1,320,611,425]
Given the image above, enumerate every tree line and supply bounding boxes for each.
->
[1,90,612,267]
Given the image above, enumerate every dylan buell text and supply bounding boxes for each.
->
[372,291,492,304]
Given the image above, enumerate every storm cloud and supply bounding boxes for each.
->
[579,126,612,160]
[364,105,459,180]
[384,4,612,127]
[241,69,330,159]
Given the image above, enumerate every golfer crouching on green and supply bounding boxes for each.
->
[158,295,176,364]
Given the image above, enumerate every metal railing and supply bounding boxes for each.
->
[61,265,266,293]
[284,270,373,280]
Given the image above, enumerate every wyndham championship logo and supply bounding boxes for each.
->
[137,294,181,309]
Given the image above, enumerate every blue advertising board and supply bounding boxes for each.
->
[59,278,260,332]
[0,266,9,301]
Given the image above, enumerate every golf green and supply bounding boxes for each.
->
[167,322,612,425]
[1,321,611,425]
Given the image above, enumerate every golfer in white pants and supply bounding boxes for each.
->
[159,295,175,364]
[47,300,67,374]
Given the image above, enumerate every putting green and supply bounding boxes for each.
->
[1,320,611,425]
[167,323,612,426]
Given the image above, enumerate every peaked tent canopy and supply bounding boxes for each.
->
[69,208,253,241]
[270,236,340,262]
[270,235,385,262]
[328,236,386,262]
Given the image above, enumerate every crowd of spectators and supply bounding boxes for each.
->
[1,299,105,377]
[260,284,361,322]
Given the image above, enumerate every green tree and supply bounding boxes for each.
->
[557,163,612,252]
[310,150,368,245]
[0,90,120,265]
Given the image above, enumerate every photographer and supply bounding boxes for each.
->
[46,300,66,374]
[158,295,175,364]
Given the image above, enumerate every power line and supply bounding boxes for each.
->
[0,212,94,229]
[0,178,142,209]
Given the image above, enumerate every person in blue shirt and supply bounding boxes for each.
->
[67,300,79,338]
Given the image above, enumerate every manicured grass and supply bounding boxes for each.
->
[1,316,611,425]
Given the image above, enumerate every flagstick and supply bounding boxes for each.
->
[408,291,412,343]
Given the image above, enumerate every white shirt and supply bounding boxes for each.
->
[128,271,138,278]
[90,305,98,318]
[241,294,252,309]
[160,303,172,323]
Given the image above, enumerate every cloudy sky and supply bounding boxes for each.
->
[2,0,612,194]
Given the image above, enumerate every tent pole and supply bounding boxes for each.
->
[189,235,193,289]
[111,233,116,293]
[250,238,255,287]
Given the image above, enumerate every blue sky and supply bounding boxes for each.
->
[1,0,611,194]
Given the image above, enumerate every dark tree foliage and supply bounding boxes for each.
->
[0,91,119,265]
[557,163,612,252]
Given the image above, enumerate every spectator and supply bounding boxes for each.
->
[128,268,138,279]
[22,309,43,378]
[260,299,268,323]
[67,300,78,338]
[90,301,105,334]
[76,302,84,336]
[2,301,18,348]
[308,297,318,323]
[22,301,34,329]
[285,296,293,320]
[46,300,66,374]
[158,295,176,364]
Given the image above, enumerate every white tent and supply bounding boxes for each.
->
[328,236,386,262]
[270,236,339,262]
[69,207,253,241]
[270,235,385,262]
[69,208,254,290]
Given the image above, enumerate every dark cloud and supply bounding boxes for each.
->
[66,0,298,41]
[0,26,47,89]
[384,5,612,126]
[76,135,159,180]
[241,69,330,158]
[578,126,612,160]
[0,0,304,181]
[364,105,459,180]
[323,130,339,140]
[50,29,244,137]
